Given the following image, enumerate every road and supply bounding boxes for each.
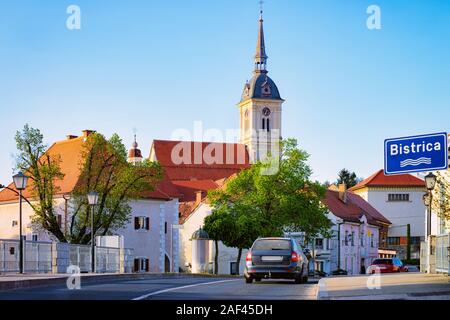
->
[318,273,450,300]
[0,276,318,300]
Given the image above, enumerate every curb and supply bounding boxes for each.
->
[316,278,329,300]
[0,273,242,292]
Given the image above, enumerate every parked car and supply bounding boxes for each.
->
[331,269,348,276]
[366,258,407,274]
[404,265,419,272]
[244,237,309,284]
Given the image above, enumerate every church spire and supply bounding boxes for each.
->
[254,9,268,73]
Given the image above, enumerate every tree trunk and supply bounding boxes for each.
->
[236,248,242,275]
[214,240,219,275]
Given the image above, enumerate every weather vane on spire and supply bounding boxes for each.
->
[259,0,264,14]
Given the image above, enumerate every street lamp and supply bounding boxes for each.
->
[12,171,29,274]
[87,191,99,273]
[423,173,437,237]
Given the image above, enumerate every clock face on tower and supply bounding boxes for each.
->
[262,107,271,116]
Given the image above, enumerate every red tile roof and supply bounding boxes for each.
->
[151,140,251,181]
[171,180,219,202]
[349,169,425,191]
[323,190,391,226]
[0,134,181,203]
[0,136,85,202]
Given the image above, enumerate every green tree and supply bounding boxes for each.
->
[15,125,65,241]
[205,138,330,272]
[14,125,162,244]
[336,168,361,188]
[68,133,162,244]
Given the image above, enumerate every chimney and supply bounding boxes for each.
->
[66,135,78,140]
[82,130,95,137]
[338,183,347,203]
[195,191,203,206]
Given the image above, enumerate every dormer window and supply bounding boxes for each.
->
[261,83,271,97]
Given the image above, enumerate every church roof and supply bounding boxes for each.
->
[240,10,282,103]
[151,140,251,182]
[241,73,282,102]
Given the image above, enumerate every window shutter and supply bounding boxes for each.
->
[145,259,149,272]
[134,217,140,230]
[145,217,150,230]
[134,259,139,272]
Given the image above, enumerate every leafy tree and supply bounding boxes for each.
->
[336,168,361,188]
[15,125,65,241]
[68,133,162,244]
[14,125,162,244]
[430,171,450,222]
[205,138,330,272]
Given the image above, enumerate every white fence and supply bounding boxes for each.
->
[0,239,134,274]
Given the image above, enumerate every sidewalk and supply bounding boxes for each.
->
[317,272,450,300]
[0,272,240,291]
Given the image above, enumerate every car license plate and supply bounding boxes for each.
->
[261,256,283,262]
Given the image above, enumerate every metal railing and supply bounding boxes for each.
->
[0,238,134,274]
[435,234,450,273]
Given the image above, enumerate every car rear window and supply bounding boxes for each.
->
[372,259,392,265]
[252,239,291,251]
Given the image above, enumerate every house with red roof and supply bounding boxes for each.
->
[0,130,182,273]
[349,169,426,260]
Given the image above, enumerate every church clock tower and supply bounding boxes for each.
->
[238,10,284,162]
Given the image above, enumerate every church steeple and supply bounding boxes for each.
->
[238,7,284,163]
[254,10,268,73]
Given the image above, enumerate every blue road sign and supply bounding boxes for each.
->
[384,132,448,175]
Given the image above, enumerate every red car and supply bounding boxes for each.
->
[367,258,408,274]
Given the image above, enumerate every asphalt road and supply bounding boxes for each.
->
[0,276,318,300]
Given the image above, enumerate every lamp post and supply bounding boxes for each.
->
[12,172,29,274]
[424,172,437,237]
[87,191,99,273]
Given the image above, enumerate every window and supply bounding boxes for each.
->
[371,234,374,247]
[388,194,410,202]
[252,239,291,251]
[351,232,355,246]
[12,220,18,227]
[360,232,364,247]
[165,222,168,234]
[134,216,150,230]
[57,215,62,228]
[344,231,349,246]
[134,258,149,272]
[32,235,38,242]
[387,237,401,246]
[230,262,238,275]
[410,237,421,245]
[315,238,323,249]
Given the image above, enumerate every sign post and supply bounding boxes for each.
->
[384,132,448,175]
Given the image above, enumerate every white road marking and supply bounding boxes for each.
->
[131,279,241,300]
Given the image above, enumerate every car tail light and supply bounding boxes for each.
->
[291,252,299,262]
[246,252,252,262]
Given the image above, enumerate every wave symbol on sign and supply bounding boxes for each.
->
[400,157,432,168]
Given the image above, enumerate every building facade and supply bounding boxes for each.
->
[350,169,426,260]
[0,131,181,273]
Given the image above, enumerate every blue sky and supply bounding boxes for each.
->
[1,0,449,184]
